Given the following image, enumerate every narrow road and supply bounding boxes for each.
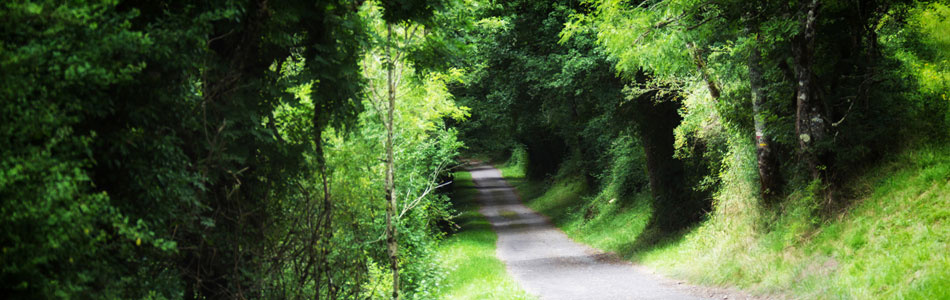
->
[468,163,711,300]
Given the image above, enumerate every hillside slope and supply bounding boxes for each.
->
[500,144,950,299]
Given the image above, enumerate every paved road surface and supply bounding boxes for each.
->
[469,163,711,300]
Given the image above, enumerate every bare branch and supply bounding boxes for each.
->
[398,161,451,219]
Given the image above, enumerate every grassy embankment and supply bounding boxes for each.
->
[433,171,534,300]
[498,144,950,299]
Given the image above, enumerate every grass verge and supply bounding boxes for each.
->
[433,171,534,300]
[499,144,950,299]
[499,159,655,261]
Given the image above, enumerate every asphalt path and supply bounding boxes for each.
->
[468,163,716,300]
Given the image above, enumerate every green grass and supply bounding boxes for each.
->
[433,171,534,300]
[499,144,950,299]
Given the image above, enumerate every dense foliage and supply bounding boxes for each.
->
[2,0,467,299]
[455,0,950,297]
[454,1,950,298]
[458,0,950,230]
[2,0,949,298]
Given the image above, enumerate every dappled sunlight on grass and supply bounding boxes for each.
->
[642,144,950,299]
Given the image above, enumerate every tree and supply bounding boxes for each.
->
[792,0,827,182]
[746,11,781,199]
[364,1,466,297]
[384,22,401,300]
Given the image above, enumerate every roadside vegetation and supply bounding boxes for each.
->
[434,171,534,300]
[500,143,950,299]
[1,1,472,298]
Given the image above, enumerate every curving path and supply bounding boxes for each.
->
[468,163,717,300]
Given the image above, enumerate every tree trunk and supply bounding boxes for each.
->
[630,92,701,231]
[793,0,827,180]
[315,137,334,299]
[746,25,781,200]
[384,24,401,300]
[686,43,721,100]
